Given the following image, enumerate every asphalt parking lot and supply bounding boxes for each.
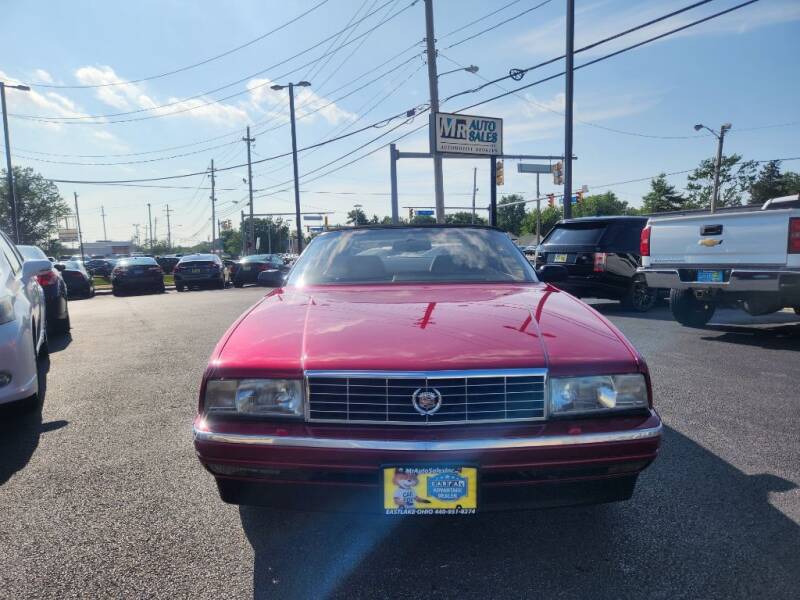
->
[1,288,798,599]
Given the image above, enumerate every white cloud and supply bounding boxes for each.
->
[247,78,357,126]
[33,69,54,84]
[0,70,88,130]
[515,0,800,59]
[74,65,251,126]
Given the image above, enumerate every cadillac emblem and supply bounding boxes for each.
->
[412,388,443,416]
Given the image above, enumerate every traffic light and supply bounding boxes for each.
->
[576,191,584,203]
[409,208,414,220]
[324,215,329,229]
[547,194,555,208]
[495,160,504,186]
[552,161,563,186]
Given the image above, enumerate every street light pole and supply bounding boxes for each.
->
[271,81,310,253]
[694,122,732,214]
[1,81,30,244]
[563,0,575,220]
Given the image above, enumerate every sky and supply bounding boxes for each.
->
[1,0,799,245]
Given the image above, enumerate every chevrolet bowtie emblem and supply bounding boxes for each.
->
[699,238,723,247]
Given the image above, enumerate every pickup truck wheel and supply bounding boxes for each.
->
[670,289,716,327]
[794,307,800,316]
[623,277,657,312]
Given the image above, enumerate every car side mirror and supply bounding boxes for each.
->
[53,263,66,272]
[537,264,568,284]
[23,259,54,280]
[257,269,284,288]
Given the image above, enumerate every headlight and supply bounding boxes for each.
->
[0,296,15,326]
[549,374,648,416]
[204,379,304,418]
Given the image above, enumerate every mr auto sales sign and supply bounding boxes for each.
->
[432,112,503,156]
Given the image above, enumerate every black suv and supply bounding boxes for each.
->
[534,216,661,311]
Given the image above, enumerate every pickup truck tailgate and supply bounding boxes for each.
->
[649,211,790,266]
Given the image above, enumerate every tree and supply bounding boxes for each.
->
[497,194,527,235]
[248,217,290,254]
[445,211,487,225]
[521,205,562,239]
[686,154,757,208]
[219,228,242,256]
[410,214,435,224]
[572,191,632,217]
[346,208,367,225]
[642,174,685,213]
[0,166,71,246]
[748,161,800,204]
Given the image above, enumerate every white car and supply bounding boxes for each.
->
[0,229,51,408]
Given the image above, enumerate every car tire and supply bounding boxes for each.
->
[622,276,657,312]
[176,284,185,292]
[112,287,121,296]
[794,307,800,316]
[670,288,716,327]
[234,281,244,288]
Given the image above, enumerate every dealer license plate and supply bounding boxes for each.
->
[553,253,568,263]
[696,270,724,283]
[383,466,477,515]
[191,268,201,274]
[241,265,251,271]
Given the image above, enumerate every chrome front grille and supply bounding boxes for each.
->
[306,370,547,425]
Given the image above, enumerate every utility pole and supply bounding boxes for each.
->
[153,217,158,245]
[210,159,217,254]
[147,203,153,250]
[243,126,256,254]
[133,223,140,247]
[241,210,246,256]
[563,0,575,220]
[471,167,477,224]
[1,80,30,244]
[424,0,445,224]
[164,204,173,250]
[489,157,498,226]
[536,173,542,244]
[73,192,85,264]
[99,205,108,240]
[694,122,732,213]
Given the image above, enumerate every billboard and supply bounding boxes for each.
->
[58,228,79,242]
[432,112,502,156]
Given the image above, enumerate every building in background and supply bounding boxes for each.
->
[82,240,132,257]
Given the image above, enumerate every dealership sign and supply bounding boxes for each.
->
[432,112,502,156]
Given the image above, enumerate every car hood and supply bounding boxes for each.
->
[210,284,642,379]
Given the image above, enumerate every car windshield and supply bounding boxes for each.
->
[241,254,275,263]
[544,223,607,245]
[17,245,47,260]
[287,227,536,286]
[118,257,157,266]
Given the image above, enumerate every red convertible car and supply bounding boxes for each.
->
[193,226,661,514]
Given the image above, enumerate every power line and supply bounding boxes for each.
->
[445,0,554,50]
[451,0,760,113]
[15,42,422,159]
[12,0,416,124]
[443,0,721,104]
[441,0,525,38]
[26,0,332,89]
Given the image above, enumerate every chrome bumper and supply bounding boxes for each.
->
[639,267,800,293]
[192,423,662,451]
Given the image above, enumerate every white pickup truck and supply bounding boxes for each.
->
[639,195,800,327]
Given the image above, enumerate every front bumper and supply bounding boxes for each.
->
[639,266,800,293]
[194,411,662,511]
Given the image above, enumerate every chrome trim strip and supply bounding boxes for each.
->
[193,423,662,451]
[305,368,548,379]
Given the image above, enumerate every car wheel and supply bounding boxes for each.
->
[669,288,716,327]
[176,284,185,292]
[234,281,244,288]
[623,276,657,312]
[112,286,121,296]
[794,307,800,316]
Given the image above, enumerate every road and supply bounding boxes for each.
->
[1,288,798,599]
